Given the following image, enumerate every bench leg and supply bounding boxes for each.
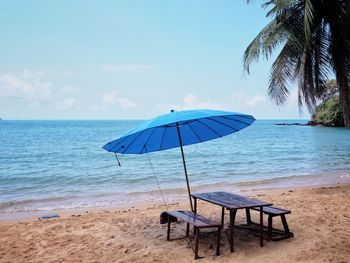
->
[229,209,237,252]
[194,227,199,259]
[216,227,221,256]
[268,215,273,241]
[281,215,290,235]
[186,223,190,237]
[167,218,171,241]
[245,208,252,224]
[260,206,264,247]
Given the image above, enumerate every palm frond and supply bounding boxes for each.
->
[243,19,287,74]
[303,0,315,45]
[268,36,302,105]
[264,0,294,18]
[313,22,331,98]
[297,48,317,112]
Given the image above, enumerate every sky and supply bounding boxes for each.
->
[0,0,309,120]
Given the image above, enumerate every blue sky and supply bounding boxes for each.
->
[0,0,308,120]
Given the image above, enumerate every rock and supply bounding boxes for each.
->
[275,123,308,126]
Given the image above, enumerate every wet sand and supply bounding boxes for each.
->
[1,184,350,263]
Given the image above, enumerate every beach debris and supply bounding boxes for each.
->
[41,214,60,220]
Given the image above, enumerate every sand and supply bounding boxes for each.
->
[1,184,350,263]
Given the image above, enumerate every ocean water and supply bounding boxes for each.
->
[1,120,350,215]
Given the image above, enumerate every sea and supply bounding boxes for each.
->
[1,119,350,219]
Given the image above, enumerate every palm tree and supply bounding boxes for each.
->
[243,0,350,127]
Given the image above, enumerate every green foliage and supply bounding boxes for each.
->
[311,96,344,126]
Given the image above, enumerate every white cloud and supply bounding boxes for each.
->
[183,94,197,106]
[101,90,136,109]
[0,70,52,101]
[117,97,136,109]
[156,91,270,118]
[157,94,226,112]
[101,90,117,105]
[90,90,136,111]
[228,90,267,110]
[245,94,266,108]
[56,97,79,110]
[101,64,155,73]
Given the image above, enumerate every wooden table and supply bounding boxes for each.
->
[191,191,273,252]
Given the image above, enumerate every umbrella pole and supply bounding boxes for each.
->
[176,123,194,212]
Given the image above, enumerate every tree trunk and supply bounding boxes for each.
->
[330,30,350,127]
[337,79,350,128]
[328,7,350,128]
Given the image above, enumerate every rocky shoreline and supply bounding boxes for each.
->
[275,122,309,126]
[275,121,343,127]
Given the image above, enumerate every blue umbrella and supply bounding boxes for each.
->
[103,109,255,211]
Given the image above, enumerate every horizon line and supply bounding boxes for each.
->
[0,118,310,121]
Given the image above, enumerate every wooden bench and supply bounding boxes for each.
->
[166,210,222,259]
[246,206,293,241]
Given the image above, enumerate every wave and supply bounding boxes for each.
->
[3,170,350,215]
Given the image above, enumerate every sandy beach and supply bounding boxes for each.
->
[1,183,349,263]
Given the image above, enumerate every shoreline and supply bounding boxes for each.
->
[2,171,350,222]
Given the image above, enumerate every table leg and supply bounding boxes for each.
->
[260,206,264,247]
[194,197,197,213]
[229,209,237,252]
[245,208,252,224]
[193,197,197,236]
[221,206,225,226]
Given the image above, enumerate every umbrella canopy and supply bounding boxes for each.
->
[103,109,255,210]
[103,109,255,154]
